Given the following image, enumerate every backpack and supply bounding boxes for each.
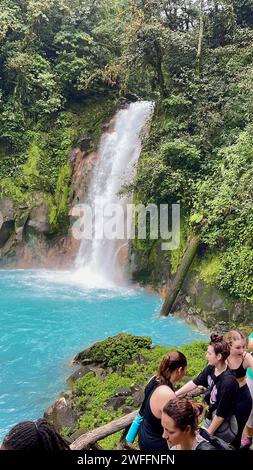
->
[199,427,235,450]
[195,440,217,450]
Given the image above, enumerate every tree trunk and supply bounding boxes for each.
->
[70,410,138,450]
[160,235,200,317]
[196,0,204,78]
[154,41,166,97]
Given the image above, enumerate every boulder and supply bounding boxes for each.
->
[106,396,126,411]
[0,198,14,248]
[115,388,132,397]
[67,366,95,388]
[44,397,78,432]
[121,405,135,415]
[27,194,51,234]
[73,345,101,365]
[132,390,144,408]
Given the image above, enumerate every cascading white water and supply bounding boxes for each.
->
[73,101,153,288]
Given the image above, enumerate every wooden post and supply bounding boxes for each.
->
[160,235,200,317]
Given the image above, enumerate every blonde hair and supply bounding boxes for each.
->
[223,330,247,347]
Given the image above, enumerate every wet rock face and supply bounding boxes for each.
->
[0,220,15,248]
[26,195,51,235]
[69,148,97,207]
[176,275,253,328]
[0,198,14,248]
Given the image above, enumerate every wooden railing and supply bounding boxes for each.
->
[70,388,205,450]
[70,410,138,450]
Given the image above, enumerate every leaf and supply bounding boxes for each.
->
[190,213,204,224]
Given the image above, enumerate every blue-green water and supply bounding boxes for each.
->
[0,270,207,440]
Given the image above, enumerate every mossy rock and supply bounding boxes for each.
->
[73,333,152,369]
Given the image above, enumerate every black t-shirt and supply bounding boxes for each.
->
[193,365,238,419]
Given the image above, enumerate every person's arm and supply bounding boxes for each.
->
[175,380,197,397]
[245,351,253,373]
[176,366,210,398]
[206,415,224,435]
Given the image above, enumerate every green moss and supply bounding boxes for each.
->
[76,333,152,369]
[45,163,71,233]
[23,143,41,178]
[61,427,72,438]
[0,177,27,206]
[100,431,122,450]
[197,254,223,286]
[46,194,57,227]
[53,162,72,231]
[76,372,130,431]
[171,217,188,274]
[69,96,117,147]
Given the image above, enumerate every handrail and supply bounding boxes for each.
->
[70,410,138,450]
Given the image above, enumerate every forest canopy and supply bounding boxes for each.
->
[0,0,253,301]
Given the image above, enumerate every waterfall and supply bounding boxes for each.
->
[74,101,153,288]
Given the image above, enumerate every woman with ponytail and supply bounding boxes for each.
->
[138,350,187,451]
[176,334,239,443]
[1,419,70,450]
[162,399,215,450]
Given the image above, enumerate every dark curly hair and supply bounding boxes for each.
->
[2,419,70,450]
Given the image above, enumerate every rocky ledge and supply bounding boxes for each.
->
[43,333,208,449]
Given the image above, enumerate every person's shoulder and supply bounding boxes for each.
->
[155,384,175,396]
[205,364,215,375]
[201,364,213,374]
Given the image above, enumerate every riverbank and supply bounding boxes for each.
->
[143,279,253,333]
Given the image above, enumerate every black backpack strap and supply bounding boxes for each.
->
[195,440,216,450]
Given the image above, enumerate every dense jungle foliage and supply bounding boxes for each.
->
[0,0,253,300]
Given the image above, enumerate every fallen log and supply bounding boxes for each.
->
[70,410,138,450]
[160,235,200,317]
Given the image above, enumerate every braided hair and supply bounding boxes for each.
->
[2,419,70,450]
